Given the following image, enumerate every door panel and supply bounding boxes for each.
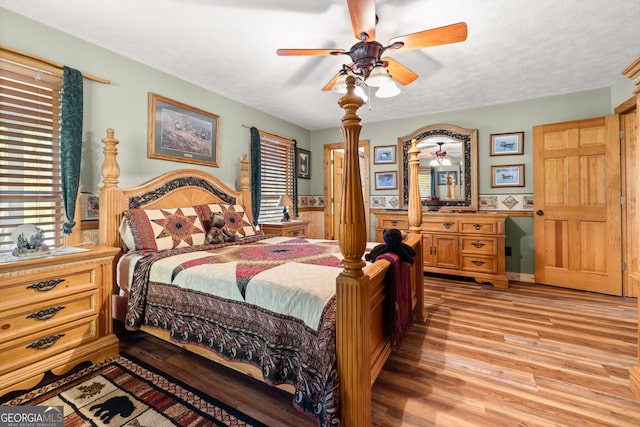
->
[533,116,622,295]
[332,151,344,240]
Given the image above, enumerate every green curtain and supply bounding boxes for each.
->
[293,140,298,217]
[60,66,83,235]
[250,127,261,225]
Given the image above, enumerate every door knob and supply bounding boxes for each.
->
[536,210,544,216]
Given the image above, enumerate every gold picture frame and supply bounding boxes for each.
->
[148,93,220,167]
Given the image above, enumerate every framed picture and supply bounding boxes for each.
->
[375,171,397,190]
[80,192,99,221]
[297,148,311,179]
[374,145,396,164]
[148,93,220,167]
[437,171,458,185]
[490,131,524,156]
[491,164,525,187]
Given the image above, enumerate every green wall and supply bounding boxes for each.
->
[3,7,636,277]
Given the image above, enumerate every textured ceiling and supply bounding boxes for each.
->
[2,0,639,131]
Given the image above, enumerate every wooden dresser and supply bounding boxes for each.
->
[374,210,508,288]
[260,220,310,237]
[0,245,120,397]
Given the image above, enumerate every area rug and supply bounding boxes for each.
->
[1,353,267,426]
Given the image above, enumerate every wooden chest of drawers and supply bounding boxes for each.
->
[0,246,120,396]
[374,210,508,288]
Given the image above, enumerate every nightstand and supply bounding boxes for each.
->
[0,245,120,397]
[260,220,310,237]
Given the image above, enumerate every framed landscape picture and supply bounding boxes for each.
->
[148,93,220,167]
[437,171,458,185]
[374,145,396,164]
[491,164,525,187]
[490,131,524,156]
[375,171,397,190]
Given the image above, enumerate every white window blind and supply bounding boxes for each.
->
[0,56,64,254]
[418,167,433,197]
[258,132,295,223]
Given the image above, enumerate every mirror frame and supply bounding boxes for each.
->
[398,123,478,211]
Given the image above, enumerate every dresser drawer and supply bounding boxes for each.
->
[460,237,498,255]
[283,227,306,237]
[377,217,408,230]
[422,219,458,233]
[2,266,97,310]
[0,292,97,343]
[461,255,497,274]
[0,316,98,375]
[459,219,501,235]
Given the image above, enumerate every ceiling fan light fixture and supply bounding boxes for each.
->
[364,64,391,87]
[354,79,369,103]
[375,79,400,98]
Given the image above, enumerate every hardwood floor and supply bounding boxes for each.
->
[119,277,640,426]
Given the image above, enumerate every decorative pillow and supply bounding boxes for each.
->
[124,207,206,251]
[196,203,261,239]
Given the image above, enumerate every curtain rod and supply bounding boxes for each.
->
[242,124,294,143]
[1,45,110,84]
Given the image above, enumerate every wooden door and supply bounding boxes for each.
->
[332,150,344,240]
[533,116,622,295]
[323,141,370,240]
[616,98,639,297]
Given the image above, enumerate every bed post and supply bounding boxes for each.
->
[239,154,252,223]
[407,139,426,321]
[98,128,124,248]
[335,76,371,427]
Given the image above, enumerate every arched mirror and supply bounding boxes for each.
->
[398,124,478,211]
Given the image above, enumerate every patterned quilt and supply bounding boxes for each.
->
[124,236,374,426]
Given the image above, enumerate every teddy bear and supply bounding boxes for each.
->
[206,213,237,244]
[365,228,416,265]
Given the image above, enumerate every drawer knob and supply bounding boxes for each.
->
[473,223,483,230]
[391,220,398,226]
[292,231,300,236]
[443,223,453,229]
[471,260,486,266]
[27,279,64,292]
[27,333,65,350]
[27,306,65,321]
[471,242,486,248]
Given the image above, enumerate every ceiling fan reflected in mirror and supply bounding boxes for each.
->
[276,0,468,98]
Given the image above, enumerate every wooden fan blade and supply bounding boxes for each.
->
[389,22,468,52]
[383,57,419,86]
[322,72,341,91]
[347,0,376,41]
[276,48,346,56]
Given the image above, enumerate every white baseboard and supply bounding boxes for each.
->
[507,272,535,283]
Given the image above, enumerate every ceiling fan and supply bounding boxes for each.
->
[276,0,468,98]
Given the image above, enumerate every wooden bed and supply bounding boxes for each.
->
[98,76,425,426]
